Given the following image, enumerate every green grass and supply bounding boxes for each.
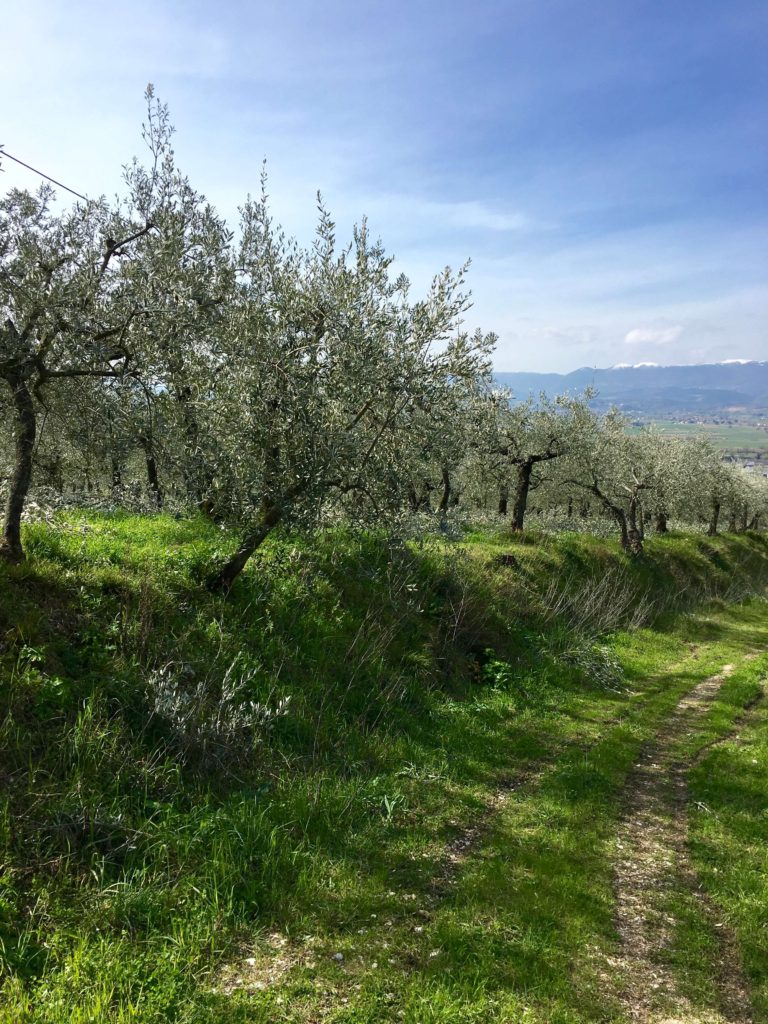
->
[687,663,768,1018]
[230,608,766,1024]
[0,513,767,1021]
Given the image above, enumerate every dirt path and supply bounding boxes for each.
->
[611,665,754,1024]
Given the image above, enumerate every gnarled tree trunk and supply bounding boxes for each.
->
[615,508,631,551]
[708,500,720,536]
[573,479,634,553]
[1,372,36,563]
[511,460,533,532]
[208,499,283,592]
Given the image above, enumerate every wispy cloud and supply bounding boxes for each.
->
[624,325,685,346]
[431,200,531,233]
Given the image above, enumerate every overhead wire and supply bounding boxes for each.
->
[0,147,89,203]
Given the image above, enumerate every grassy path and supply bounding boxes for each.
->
[611,663,753,1024]
[211,599,768,1023]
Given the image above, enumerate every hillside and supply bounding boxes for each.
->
[1,515,768,1022]
[495,361,768,416]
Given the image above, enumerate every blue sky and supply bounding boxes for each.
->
[2,0,766,371]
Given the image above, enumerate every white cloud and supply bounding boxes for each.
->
[341,194,532,240]
[624,325,684,346]
[438,200,530,232]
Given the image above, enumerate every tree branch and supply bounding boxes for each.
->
[98,221,156,277]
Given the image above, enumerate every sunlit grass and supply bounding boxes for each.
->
[0,515,767,1021]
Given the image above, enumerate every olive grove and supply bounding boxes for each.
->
[2,91,767,583]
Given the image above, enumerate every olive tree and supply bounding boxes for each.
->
[562,410,668,553]
[199,192,492,590]
[0,180,159,560]
[121,90,234,510]
[479,390,592,531]
[390,338,496,521]
[0,89,232,558]
[724,465,768,533]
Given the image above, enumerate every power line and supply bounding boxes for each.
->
[0,147,89,203]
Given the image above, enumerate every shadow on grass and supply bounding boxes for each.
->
[1,519,767,1022]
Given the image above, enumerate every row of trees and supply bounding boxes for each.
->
[465,401,768,547]
[2,91,767,588]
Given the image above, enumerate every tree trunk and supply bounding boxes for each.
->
[628,494,639,535]
[594,489,631,552]
[208,500,283,592]
[627,527,643,555]
[637,499,645,541]
[511,460,533,531]
[498,485,508,516]
[407,484,419,514]
[139,435,163,508]
[52,453,63,493]
[110,457,123,493]
[176,383,213,509]
[417,480,433,512]
[107,408,122,494]
[437,467,451,514]
[654,510,668,534]
[600,495,631,552]
[437,467,451,533]
[707,500,720,536]
[0,373,36,563]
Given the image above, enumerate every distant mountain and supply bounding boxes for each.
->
[494,361,768,416]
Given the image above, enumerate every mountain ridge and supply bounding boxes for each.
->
[494,361,768,415]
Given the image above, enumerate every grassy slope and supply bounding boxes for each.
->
[0,514,767,1022]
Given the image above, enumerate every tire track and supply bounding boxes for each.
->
[611,664,753,1024]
